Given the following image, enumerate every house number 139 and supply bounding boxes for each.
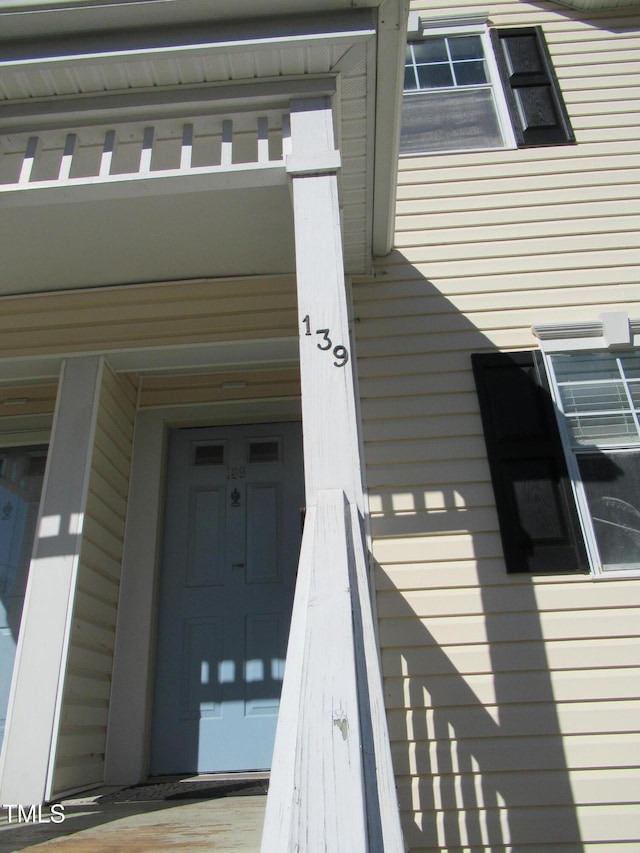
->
[302,315,349,368]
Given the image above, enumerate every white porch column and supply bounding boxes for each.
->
[0,356,103,805]
[261,98,404,852]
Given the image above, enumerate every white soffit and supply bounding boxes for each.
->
[0,11,376,100]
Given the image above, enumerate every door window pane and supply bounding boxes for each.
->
[192,442,225,466]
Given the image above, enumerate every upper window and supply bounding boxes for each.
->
[401,20,575,155]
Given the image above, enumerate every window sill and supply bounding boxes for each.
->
[399,142,515,158]
[592,568,640,581]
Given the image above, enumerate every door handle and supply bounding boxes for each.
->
[232,562,245,569]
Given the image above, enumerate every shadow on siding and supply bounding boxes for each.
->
[354,253,584,851]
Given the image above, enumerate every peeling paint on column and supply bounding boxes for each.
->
[333,710,349,741]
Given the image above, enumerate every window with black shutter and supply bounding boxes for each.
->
[491,27,575,146]
[400,21,575,155]
[472,351,588,574]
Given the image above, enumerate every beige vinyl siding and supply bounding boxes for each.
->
[139,367,300,409]
[0,274,297,358]
[51,364,137,797]
[356,1,640,849]
[0,383,57,419]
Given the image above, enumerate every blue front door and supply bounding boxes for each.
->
[0,446,46,747]
[150,422,304,775]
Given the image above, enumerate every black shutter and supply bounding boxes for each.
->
[472,351,588,574]
[491,27,575,147]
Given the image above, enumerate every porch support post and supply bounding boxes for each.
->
[0,356,103,805]
[261,98,404,852]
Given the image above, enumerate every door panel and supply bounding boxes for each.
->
[187,487,225,587]
[246,483,279,584]
[150,422,304,775]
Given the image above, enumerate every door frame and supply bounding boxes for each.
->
[104,400,302,786]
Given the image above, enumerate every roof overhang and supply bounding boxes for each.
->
[0,0,395,40]
[0,0,407,294]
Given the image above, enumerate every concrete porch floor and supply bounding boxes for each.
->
[0,776,267,853]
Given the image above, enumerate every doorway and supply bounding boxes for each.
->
[150,422,304,775]
[0,445,47,747]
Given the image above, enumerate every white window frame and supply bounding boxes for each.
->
[534,312,640,579]
[402,14,517,155]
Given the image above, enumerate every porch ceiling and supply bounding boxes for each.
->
[0,1,408,295]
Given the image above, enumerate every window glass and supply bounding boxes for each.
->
[412,39,448,63]
[192,442,225,466]
[455,61,487,86]
[578,451,640,571]
[548,351,640,573]
[401,88,503,154]
[418,63,454,88]
[247,440,280,464]
[449,35,484,61]
[405,36,488,90]
[551,353,640,448]
[401,30,509,155]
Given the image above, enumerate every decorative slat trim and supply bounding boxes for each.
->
[1,112,292,201]
[180,123,193,171]
[282,113,292,157]
[58,134,78,182]
[99,130,116,178]
[221,119,233,167]
[257,116,269,163]
[18,136,39,184]
[139,126,154,174]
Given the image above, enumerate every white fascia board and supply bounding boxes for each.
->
[0,78,337,134]
[0,337,300,383]
[0,1,381,40]
[0,11,376,69]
